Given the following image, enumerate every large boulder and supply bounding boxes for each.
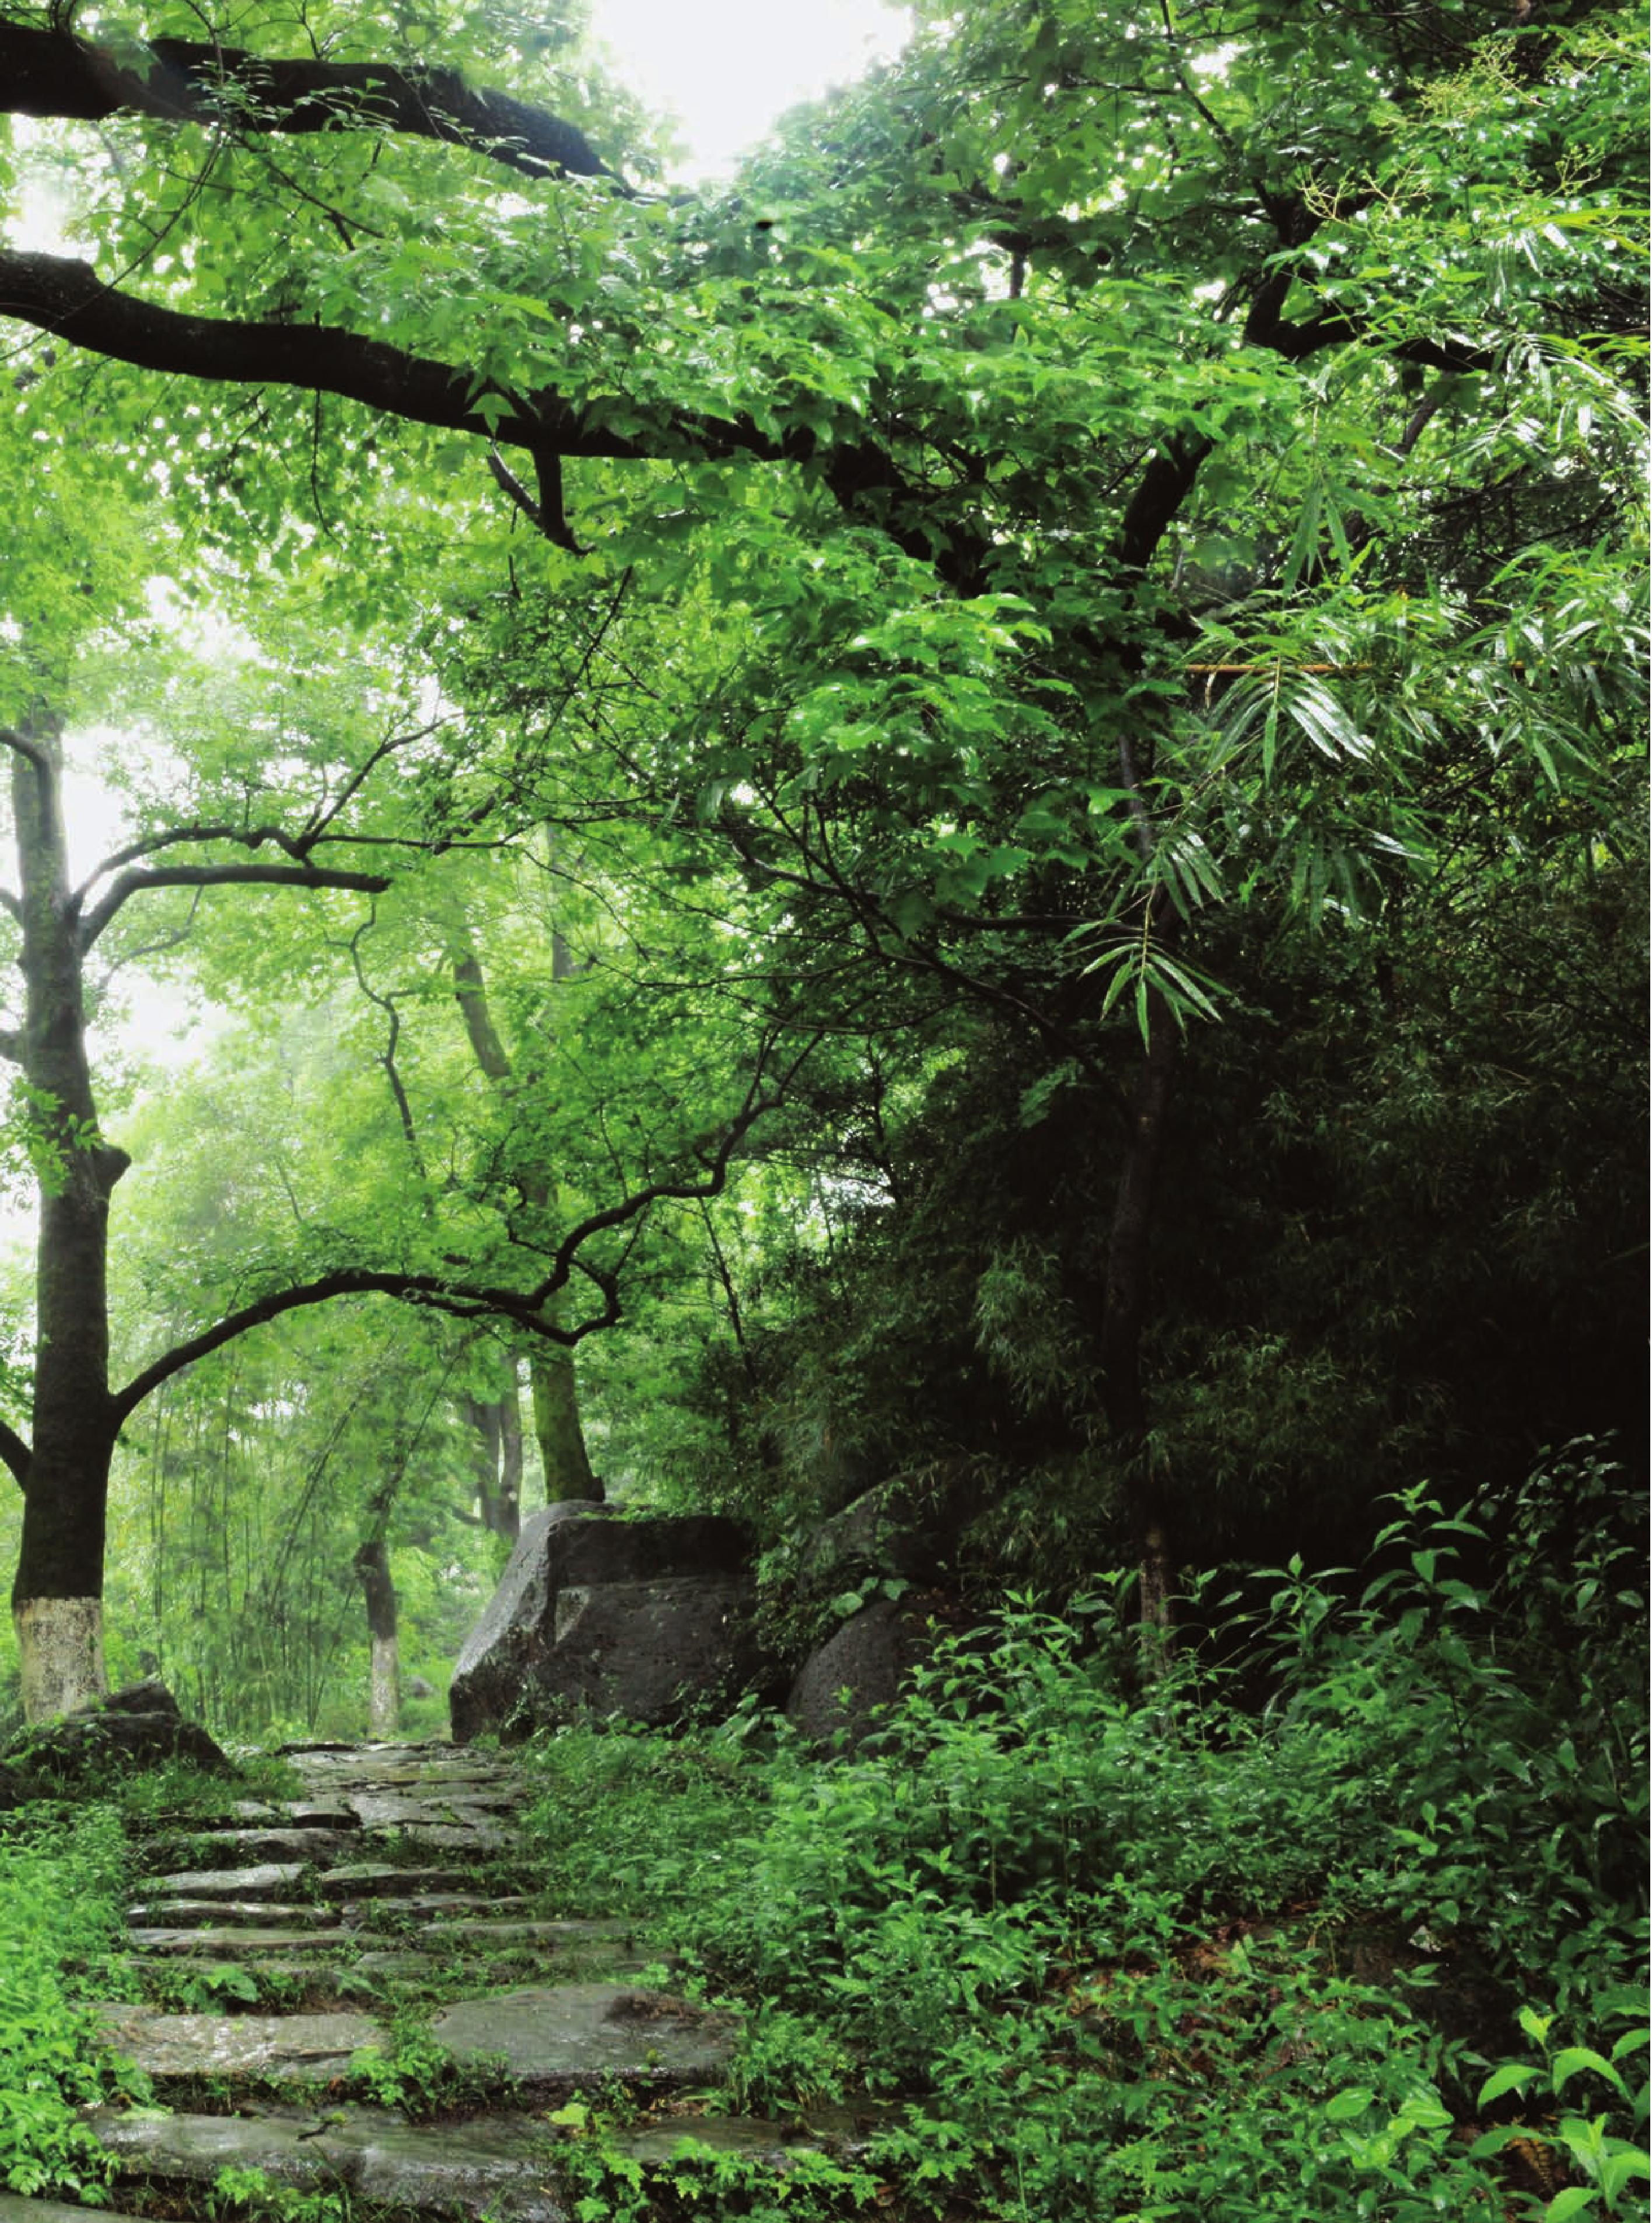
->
[449,1502,762,1743]
[0,1678,231,1801]
[796,1462,991,1601]
[785,1598,935,1752]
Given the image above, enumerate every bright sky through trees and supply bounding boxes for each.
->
[589,0,908,176]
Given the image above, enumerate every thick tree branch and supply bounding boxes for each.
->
[0,725,54,781]
[78,820,329,892]
[108,1031,817,1423]
[0,1416,30,1489]
[0,249,793,469]
[79,861,392,949]
[0,23,626,188]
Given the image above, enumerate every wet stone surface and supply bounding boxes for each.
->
[86,2104,569,2223]
[432,1984,738,2088]
[76,1737,797,2222]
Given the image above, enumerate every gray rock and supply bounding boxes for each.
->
[0,1680,230,1791]
[786,1597,935,1750]
[432,1983,738,2087]
[318,1862,473,1899]
[797,1464,988,1598]
[613,2103,894,2165]
[0,2198,156,2222]
[126,1925,379,1956]
[148,1861,308,1900]
[93,2002,380,2083]
[159,1827,354,1864]
[126,1898,336,1930]
[86,2104,568,2222]
[449,1503,762,1742]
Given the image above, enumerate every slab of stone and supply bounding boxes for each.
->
[417,1918,630,1950]
[614,2106,885,2165]
[127,1898,336,1930]
[351,1892,532,1918]
[0,2198,156,2222]
[432,1984,737,2088]
[318,1862,473,1899]
[283,1801,362,1829]
[87,2102,567,2222]
[147,1861,307,1900]
[392,1821,509,1852]
[344,1791,462,1829]
[94,2002,381,2084]
[126,1925,382,1956]
[156,1827,353,1865]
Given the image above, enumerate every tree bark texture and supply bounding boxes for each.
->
[353,1538,400,1740]
[7,720,124,1715]
[451,942,596,1501]
[0,23,618,184]
[462,1386,524,1538]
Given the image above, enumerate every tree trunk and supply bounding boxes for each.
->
[533,1349,594,1502]
[498,1368,524,1526]
[450,938,596,1500]
[353,1538,399,1740]
[461,1384,524,1537]
[6,719,127,1721]
[1099,984,1180,1662]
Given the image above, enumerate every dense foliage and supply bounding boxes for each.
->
[0,4,1643,2208]
[513,1449,1647,2220]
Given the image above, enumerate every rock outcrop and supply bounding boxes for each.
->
[0,1679,230,1801]
[449,1502,761,1742]
[785,1596,935,1751]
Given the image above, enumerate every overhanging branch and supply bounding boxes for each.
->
[0,249,792,469]
[0,23,627,188]
[79,861,392,949]
[108,1030,820,1424]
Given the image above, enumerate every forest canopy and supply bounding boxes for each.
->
[0,0,1643,1728]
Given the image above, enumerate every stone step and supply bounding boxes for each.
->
[150,1827,354,1864]
[317,1862,482,1899]
[95,1983,738,2093]
[127,1924,393,1956]
[83,2102,883,2223]
[0,2198,157,2223]
[87,2102,568,2223]
[127,1897,338,1930]
[145,1861,309,1900]
[229,1799,362,1829]
[341,1892,534,1920]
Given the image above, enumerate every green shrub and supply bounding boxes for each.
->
[0,1803,145,2197]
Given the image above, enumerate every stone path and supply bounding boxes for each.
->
[8,1739,872,2223]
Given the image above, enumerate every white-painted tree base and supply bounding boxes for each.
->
[15,1595,107,1721]
[368,1632,399,1740]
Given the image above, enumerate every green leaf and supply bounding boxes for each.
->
[1325,2086,1374,2122]
[1542,2190,1599,2221]
[1478,2063,1539,2106]
[1553,2049,1626,2097]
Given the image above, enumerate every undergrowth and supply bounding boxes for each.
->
[522,1442,1649,2221]
[0,1801,148,2197]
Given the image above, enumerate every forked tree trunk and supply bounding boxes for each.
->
[1,711,390,1721]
